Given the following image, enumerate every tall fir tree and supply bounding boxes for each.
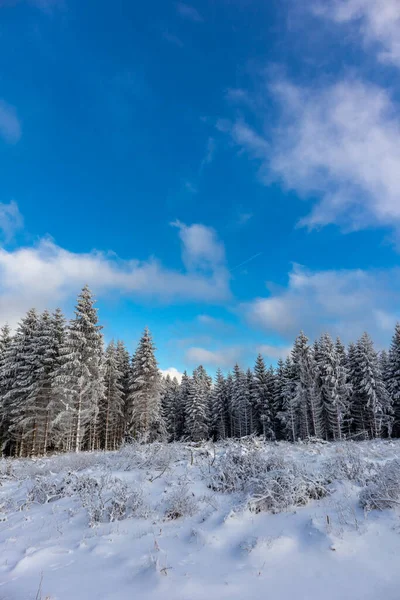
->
[210,369,228,440]
[99,340,124,450]
[0,324,13,451]
[54,286,104,452]
[185,365,211,441]
[350,333,391,438]
[388,323,400,437]
[127,327,165,442]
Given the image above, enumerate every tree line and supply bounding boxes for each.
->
[0,285,400,457]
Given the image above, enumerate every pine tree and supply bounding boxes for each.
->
[316,333,349,440]
[0,324,13,452]
[127,327,165,442]
[231,364,251,438]
[292,332,323,440]
[278,356,297,441]
[2,309,40,456]
[210,369,228,440]
[54,286,104,453]
[185,365,211,441]
[252,354,271,437]
[350,333,391,439]
[272,358,286,440]
[161,375,181,441]
[99,340,124,450]
[388,323,400,437]
[115,340,131,444]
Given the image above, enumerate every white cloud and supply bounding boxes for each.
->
[172,220,226,271]
[244,264,400,345]
[176,2,203,22]
[160,367,184,383]
[185,346,242,368]
[0,100,21,144]
[314,0,400,67]
[0,201,23,242]
[225,78,400,233]
[0,217,230,328]
[257,344,291,360]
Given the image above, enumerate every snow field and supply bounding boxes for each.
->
[1,439,400,600]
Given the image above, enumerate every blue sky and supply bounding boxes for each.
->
[1,0,400,376]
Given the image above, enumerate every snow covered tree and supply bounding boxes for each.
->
[350,333,391,439]
[231,364,252,438]
[0,324,13,452]
[54,286,104,453]
[161,374,181,441]
[277,355,297,441]
[115,340,131,444]
[185,365,211,441]
[387,323,400,437]
[99,340,124,450]
[316,333,350,440]
[1,309,40,456]
[291,332,323,440]
[210,369,229,440]
[127,327,165,442]
[252,354,271,437]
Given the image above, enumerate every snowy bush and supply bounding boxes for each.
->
[210,445,328,513]
[360,459,400,511]
[164,485,197,520]
[324,444,372,484]
[27,475,69,505]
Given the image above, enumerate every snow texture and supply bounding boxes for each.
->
[1,438,400,600]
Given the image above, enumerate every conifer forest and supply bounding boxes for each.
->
[1,284,399,458]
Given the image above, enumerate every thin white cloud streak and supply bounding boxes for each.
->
[176,2,203,22]
[314,0,400,67]
[0,100,21,144]
[244,264,400,346]
[0,219,230,328]
[0,201,23,242]
[185,346,242,368]
[257,344,291,360]
[224,77,400,233]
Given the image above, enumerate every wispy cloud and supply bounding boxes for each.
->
[244,263,400,345]
[257,344,291,360]
[0,201,23,242]
[0,212,231,328]
[0,100,21,144]
[163,31,184,47]
[223,77,400,235]
[314,0,400,67]
[185,346,242,368]
[176,2,204,23]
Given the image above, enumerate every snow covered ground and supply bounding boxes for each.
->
[1,439,400,600]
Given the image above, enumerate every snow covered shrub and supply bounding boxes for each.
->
[27,476,68,504]
[164,485,197,520]
[210,445,328,513]
[324,444,371,484]
[360,459,400,511]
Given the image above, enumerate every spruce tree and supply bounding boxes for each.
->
[210,369,228,440]
[388,323,400,436]
[0,324,13,452]
[100,340,124,450]
[317,333,349,440]
[127,327,165,442]
[2,309,40,456]
[350,333,391,438]
[54,286,104,452]
[185,365,211,441]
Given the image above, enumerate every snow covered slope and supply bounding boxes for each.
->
[1,439,400,600]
